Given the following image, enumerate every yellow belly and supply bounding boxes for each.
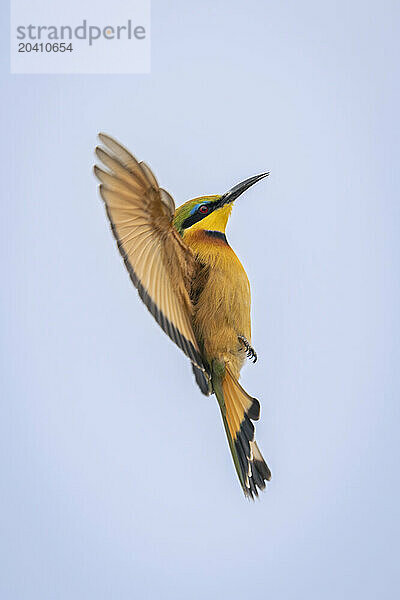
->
[185,230,251,378]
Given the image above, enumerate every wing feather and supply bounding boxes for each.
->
[95,134,209,386]
[139,161,159,188]
[159,189,175,216]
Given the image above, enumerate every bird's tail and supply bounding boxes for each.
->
[213,365,271,498]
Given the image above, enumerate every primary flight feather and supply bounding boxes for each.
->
[94,133,271,498]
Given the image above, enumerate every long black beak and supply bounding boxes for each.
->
[220,172,269,205]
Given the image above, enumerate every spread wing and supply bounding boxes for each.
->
[94,133,209,389]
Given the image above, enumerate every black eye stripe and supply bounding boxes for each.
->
[181,203,214,230]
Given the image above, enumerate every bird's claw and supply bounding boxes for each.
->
[238,335,258,363]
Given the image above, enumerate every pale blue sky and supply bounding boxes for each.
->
[1,1,399,599]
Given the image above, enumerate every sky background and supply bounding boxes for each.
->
[1,1,399,598]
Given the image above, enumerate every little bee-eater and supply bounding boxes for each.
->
[94,134,271,498]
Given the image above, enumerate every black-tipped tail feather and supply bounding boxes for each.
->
[215,366,271,499]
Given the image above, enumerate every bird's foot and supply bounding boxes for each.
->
[238,335,258,363]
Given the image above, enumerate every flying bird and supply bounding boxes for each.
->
[94,134,271,498]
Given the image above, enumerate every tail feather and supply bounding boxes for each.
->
[215,366,271,498]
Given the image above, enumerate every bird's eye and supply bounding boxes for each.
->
[198,205,209,214]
